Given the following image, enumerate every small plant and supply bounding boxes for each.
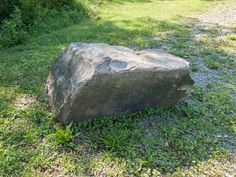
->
[99,129,129,151]
[227,35,236,41]
[143,148,155,167]
[0,0,21,22]
[0,7,27,47]
[190,84,205,101]
[190,62,199,72]
[204,59,221,70]
[48,123,74,147]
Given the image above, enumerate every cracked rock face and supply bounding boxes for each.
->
[46,43,194,125]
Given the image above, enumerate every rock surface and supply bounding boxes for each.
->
[46,43,194,125]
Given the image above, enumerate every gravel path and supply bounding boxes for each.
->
[197,1,236,28]
[187,0,236,87]
[187,2,236,177]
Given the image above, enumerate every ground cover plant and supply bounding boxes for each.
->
[0,0,235,176]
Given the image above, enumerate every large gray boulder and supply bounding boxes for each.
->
[46,43,194,125]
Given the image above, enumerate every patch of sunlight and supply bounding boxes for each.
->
[172,153,236,176]
[13,94,36,110]
[100,0,216,22]
[90,152,126,176]
[56,44,67,51]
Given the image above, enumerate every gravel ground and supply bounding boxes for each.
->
[185,1,236,176]
[197,1,236,28]
[190,0,236,83]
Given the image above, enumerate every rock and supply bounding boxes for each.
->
[46,43,194,125]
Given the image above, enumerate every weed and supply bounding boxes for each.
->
[0,7,27,47]
[227,35,236,41]
[48,123,75,147]
[143,148,155,167]
[98,128,129,151]
[204,59,221,69]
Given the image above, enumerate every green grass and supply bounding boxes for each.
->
[227,35,236,41]
[0,0,236,176]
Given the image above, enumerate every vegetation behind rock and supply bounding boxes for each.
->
[0,0,95,47]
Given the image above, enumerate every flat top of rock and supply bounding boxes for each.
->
[65,43,189,73]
